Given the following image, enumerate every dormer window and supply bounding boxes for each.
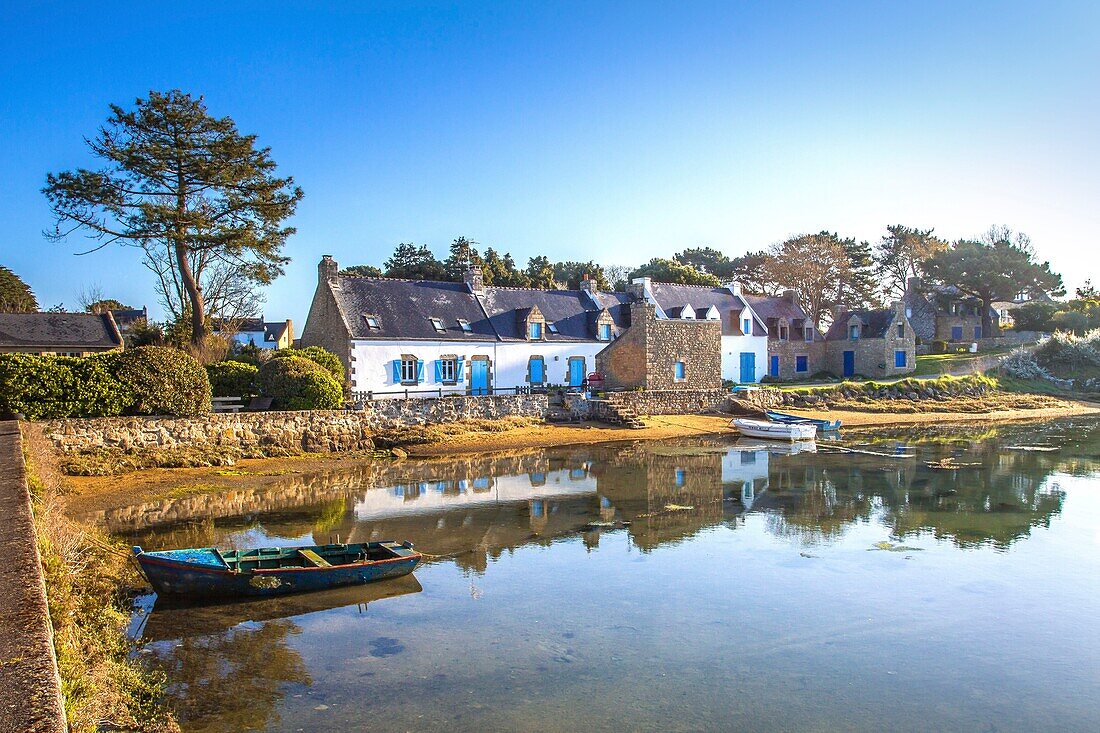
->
[457,319,472,333]
[743,318,752,335]
[779,324,789,341]
[849,324,860,340]
[599,323,612,341]
[804,326,813,342]
[529,322,543,339]
[364,314,381,330]
[430,317,446,333]
[547,322,559,334]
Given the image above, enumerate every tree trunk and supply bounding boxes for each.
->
[175,241,206,345]
[981,297,995,340]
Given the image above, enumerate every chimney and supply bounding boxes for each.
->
[833,303,848,321]
[464,264,485,295]
[893,300,905,318]
[319,255,338,282]
[907,276,921,293]
[727,281,742,296]
[783,288,798,305]
[627,276,651,301]
[580,272,598,298]
[629,299,655,327]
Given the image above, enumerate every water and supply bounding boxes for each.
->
[99,418,1100,732]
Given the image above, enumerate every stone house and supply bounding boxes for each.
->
[742,290,826,381]
[108,306,148,333]
[300,256,631,396]
[213,317,294,350]
[595,301,722,391]
[627,278,770,383]
[824,303,916,378]
[0,312,124,356]
[904,278,999,344]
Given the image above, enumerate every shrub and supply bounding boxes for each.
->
[206,361,259,397]
[1034,330,1100,370]
[271,346,345,383]
[931,340,948,354]
[1000,348,1054,381]
[256,355,343,410]
[0,353,131,420]
[113,346,211,416]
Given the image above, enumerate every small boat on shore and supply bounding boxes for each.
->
[133,541,422,600]
[764,410,842,432]
[731,418,817,441]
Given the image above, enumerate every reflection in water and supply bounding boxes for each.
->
[108,418,1100,732]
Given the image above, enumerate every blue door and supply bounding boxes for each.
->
[569,358,585,387]
[769,355,779,378]
[470,359,488,395]
[951,326,963,341]
[739,352,756,383]
[843,350,855,378]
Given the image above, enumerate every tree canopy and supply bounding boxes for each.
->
[629,258,720,286]
[875,225,948,298]
[760,233,851,329]
[340,265,383,277]
[383,243,446,280]
[924,236,1064,336]
[43,90,302,346]
[0,265,39,313]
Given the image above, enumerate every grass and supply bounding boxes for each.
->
[21,427,177,733]
[58,444,303,476]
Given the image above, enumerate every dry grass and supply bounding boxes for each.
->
[822,390,1066,414]
[58,444,302,476]
[21,427,178,733]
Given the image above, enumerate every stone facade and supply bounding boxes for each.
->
[825,303,917,379]
[766,337,826,381]
[299,255,353,379]
[41,394,550,455]
[593,389,731,418]
[596,302,722,391]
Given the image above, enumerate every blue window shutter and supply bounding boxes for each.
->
[434,359,443,383]
[416,360,425,383]
[391,360,401,382]
[895,350,906,367]
[456,359,465,381]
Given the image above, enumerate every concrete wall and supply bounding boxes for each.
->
[41,394,550,454]
[0,422,67,733]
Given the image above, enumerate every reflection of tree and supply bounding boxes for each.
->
[764,472,873,543]
[150,620,311,733]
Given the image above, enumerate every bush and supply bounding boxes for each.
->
[113,346,211,416]
[1034,330,1100,370]
[271,346,345,383]
[931,340,948,354]
[256,355,343,410]
[1000,348,1054,381]
[206,361,259,397]
[0,353,131,420]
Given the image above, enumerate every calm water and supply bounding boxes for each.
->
[100,419,1100,732]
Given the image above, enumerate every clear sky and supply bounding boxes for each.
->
[2,1,1098,325]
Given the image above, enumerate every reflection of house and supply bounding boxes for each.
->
[0,311,123,355]
[903,278,999,343]
[301,256,631,395]
[214,317,294,350]
[825,302,916,378]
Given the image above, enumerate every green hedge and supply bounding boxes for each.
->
[271,346,345,383]
[0,353,131,420]
[206,361,259,397]
[257,355,343,410]
[0,346,210,419]
[114,346,211,416]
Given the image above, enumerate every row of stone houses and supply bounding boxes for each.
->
[300,256,919,397]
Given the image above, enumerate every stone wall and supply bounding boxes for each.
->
[41,393,550,454]
[767,338,826,380]
[597,302,722,391]
[601,388,732,416]
[825,307,916,379]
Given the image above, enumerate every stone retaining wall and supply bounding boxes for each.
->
[0,422,67,733]
[41,394,549,454]
[604,389,733,416]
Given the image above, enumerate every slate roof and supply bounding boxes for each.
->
[825,309,898,340]
[325,277,631,342]
[109,307,147,331]
[741,293,822,340]
[644,282,768,335]
[0,312,122,350]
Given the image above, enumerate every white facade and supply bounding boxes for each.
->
[720,334,768,383]
[232,330,275,350]
[348,338,611,396]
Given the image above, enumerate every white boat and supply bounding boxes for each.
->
[731,418,817,441]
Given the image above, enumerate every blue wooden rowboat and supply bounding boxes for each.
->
[765,410,842,432]
[133,541,422,600]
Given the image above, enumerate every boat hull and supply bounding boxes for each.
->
[731,418,817,441]
[135,543,422,600]
[764,410,842,432]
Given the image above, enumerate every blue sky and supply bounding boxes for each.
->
[2,1,1098,324]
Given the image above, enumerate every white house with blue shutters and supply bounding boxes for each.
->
[300,257,634,397]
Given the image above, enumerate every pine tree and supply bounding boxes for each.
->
[0,265,39,312]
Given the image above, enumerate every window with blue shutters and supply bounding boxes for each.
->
[674,361,686,381]
[974,326,982,339]
[796,355,808,373]
[529,322,542,339]
[895,350,907,368]
[395,356,421,384]
[599,323,612,340]
[436,358,458,384]
[743,318,752,335]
